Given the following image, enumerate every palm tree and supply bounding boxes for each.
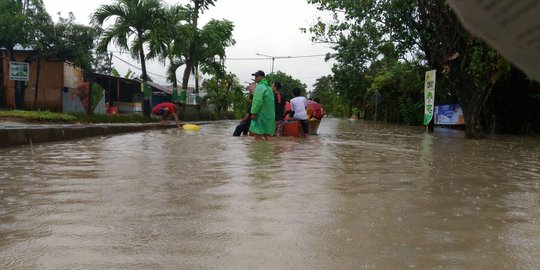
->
[181,0,217,94]
[198,19,235,77]
[91,0,163,116]
[147,4,192,103]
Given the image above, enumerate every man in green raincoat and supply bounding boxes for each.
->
[249,70,275,140]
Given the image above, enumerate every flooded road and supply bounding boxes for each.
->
[1,118,539,269]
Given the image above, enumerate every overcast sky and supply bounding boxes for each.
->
[42,0,335,91]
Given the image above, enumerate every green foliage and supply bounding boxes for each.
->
[92,51,113,75]
[398,97,423,125]
[266,71,307,101]
[0,0,100,73]
[0,110,159,123]
[91,83,104,113]
[0,0,29,50]
[36,12,100,73]
[147,4,191,87]
[181,0,234,92]
[178,107,237,121]
[351,107,360,117]
[332,103,348,118]
[198,19,235,76]
[0,109,77,122]
[202,72,243,113]
[311,75,335,115]
[307,0,514,135]
[92,0,163,82]
[467,44,511,88]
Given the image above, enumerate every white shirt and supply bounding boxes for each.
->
[290,96,308,120]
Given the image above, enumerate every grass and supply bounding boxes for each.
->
[0,110,77,122]
[0,108,239,124]
[0,110,159,124]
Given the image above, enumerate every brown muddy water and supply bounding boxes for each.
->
[0,118,539,269]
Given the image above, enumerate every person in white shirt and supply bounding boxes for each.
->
[289,87,308,136]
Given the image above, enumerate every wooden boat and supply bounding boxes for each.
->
[307,119,320,135]
[280,119,321,137]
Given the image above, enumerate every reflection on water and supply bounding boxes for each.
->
[1,119,539,269]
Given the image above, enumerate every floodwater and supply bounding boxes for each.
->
[0,118,539,269]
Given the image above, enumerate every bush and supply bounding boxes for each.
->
[0,110,77,122]
[0,109,160,124]
[398,97,423,125]
[178,107,239,121]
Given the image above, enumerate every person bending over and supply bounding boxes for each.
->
[152,102,181,129]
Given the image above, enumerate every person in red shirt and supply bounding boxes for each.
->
[284,101,292,121]
[152,102,181,128]
[307,98,325,120]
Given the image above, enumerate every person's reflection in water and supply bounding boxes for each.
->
[248,141,276,183]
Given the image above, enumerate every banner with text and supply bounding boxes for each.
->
[423,70,436,125]
[434,104,465,125]
[9,61,29,81]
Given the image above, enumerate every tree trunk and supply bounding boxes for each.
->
[33,57,41,109]
[15,81,25,110]
[181,59,193,94]
[452,72,493,139]
[462,100,483,139]
[0,51,4,107]
[138,37,151,117]
[8,51,25,110]
[195,65,199,94]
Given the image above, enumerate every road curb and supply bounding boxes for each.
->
[0,123,174,147]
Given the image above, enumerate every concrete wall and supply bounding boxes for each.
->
[0,123,173,148]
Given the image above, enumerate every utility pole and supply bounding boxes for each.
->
[256,53,292,74]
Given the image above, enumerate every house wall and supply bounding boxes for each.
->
[62,81,106,114]
[2,51,65,111]
[2,51,88,112]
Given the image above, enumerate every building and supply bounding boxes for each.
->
[1,49,73,111]
[1,49,203,114]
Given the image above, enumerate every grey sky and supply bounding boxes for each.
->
[43,0,335,91]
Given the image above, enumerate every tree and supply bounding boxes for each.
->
[312,75,335,115]
[178,18,235,106]
[92,51,113,75]
[181,0,218,93]
[307,0,511,138]
[198,19,235,78]
[92,0,163,116]
[147,4,191,102]
[366,60,425,124]
[202,72,243,113]
[1,0,97,110]
[32,12,99,109]
[111,68,139,79]
[487,67,540,134]
[36,12,99,73]
[266,71,307,101]
[0,0,49,109]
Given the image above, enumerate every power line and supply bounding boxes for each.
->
[109,49,328,60]
[111,54,169,81]
[226,54,328,61]
[108,52,331,84]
